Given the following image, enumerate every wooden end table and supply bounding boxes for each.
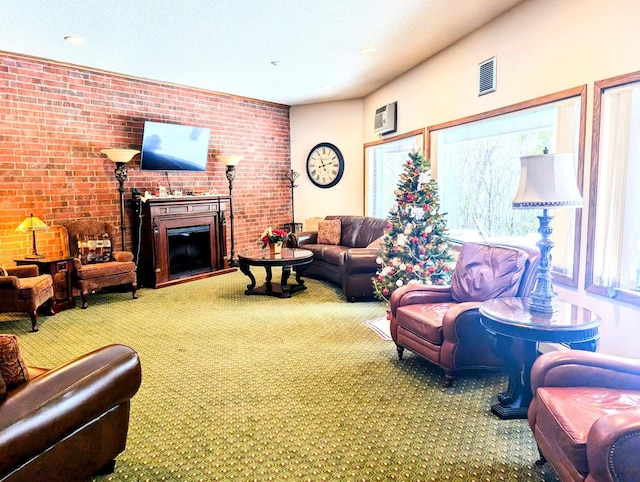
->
[238,248,313,298]
[15,256,76,313]
[480,297,600,420]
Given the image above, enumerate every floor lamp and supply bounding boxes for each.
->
[512,151,583,313]
[217,155,242,267]
[101,149,140,250]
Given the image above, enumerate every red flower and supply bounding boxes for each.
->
[382,288,389,295]
[406,194,414,202]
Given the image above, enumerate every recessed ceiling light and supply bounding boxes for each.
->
[360,47,377,54]
[64,35,85,45]
[322,85,333,91]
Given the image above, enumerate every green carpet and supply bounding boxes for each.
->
[2,270,559,481]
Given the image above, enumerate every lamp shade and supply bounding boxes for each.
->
[512,153,583,209]
[101,149,140,163]
[217,155,242,166]
[16,214,49,232]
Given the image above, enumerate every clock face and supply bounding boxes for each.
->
[306,142,345,188]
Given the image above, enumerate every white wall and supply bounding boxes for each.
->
[290,0,640,356]
[290,99,363,227]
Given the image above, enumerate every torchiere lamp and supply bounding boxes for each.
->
[16,213,49,259]
[217,155,242,267]
[101,148,140,250]
[512,150,583,313]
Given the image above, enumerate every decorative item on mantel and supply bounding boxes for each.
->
[101,148,140,250]
[217,155,242,267]
[259,227,290,255]
[16,213,49,259]
[512,148,583,313]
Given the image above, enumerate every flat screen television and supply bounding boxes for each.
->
[140,121,211,172]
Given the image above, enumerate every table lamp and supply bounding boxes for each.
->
[16,213,49,259]
[512,151,583,313]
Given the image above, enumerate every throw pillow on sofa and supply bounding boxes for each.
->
[76,233,113,264]
[0,334,30,387]
[318,219,341,245]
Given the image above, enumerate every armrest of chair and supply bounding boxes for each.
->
[0,344,142,475]
[6,265,39,278]
[587,411,640,482]
[289,231,317,247]
[389,284,453,317]
[530,350,640,394]
[0,277,20,290]
[343,248,380,274]
[113,251,134,263]
[441,301,484,342]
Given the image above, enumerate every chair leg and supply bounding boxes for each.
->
[396,345,404,359]
[28,311,39,332]
[535,446,547,466]
[93,459,116,475]
[81,290,89,309]
[443,372,454,388]
[132,283,138,299]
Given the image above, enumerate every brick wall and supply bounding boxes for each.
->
[0,53,292,266]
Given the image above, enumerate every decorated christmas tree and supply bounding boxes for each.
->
[372,150,454,303]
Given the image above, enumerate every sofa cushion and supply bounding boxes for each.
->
[355,217,387,247]
[0,334,30,386]
[451,243,528,302]
[76,260,137,280]
[318,219,341,245]
[396,302,456,345]
[535,386,640,475]
[17,274,53,301]
[327,216,364,247]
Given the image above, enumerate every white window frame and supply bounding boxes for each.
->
[364,129,425,219]
[427,86,587,287]
[586,71,640,306]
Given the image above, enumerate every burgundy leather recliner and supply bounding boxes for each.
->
[528,349,640,482]
[389,242,540,386]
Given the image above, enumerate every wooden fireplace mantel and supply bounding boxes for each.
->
[135,195,235,288]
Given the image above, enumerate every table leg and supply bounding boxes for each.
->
[491,338,537,420]
[280,266,292,298]
[239,263,256,290]
[265,266,273,291]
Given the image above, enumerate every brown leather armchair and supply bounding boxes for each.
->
[0,344,142,481]
[60,220,137,308]
[389,242,539,386]
[0,265,53,332]
[528,350,640,482]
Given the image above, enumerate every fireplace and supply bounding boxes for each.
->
[136,196,232,288]
[167,225,212,279]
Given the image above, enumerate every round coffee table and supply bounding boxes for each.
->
[480,297,601,419]
[238,247,313,298]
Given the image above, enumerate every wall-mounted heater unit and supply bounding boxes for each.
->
[374,101,397,135]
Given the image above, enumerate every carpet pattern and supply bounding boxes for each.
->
[1,270,559,481]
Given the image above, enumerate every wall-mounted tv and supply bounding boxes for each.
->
[140,121,211,172]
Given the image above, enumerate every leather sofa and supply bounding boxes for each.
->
[528,349,640,482]
[290,215,386,301]
[0,344,142,482]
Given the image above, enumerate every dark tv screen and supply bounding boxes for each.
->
[140,121,211,172]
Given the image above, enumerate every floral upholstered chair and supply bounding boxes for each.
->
[60,220,137,308]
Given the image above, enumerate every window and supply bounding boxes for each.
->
[428,86,586,286]
[586,71,640,305]
[365,129,424,219]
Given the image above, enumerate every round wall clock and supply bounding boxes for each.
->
[306,142,345,188]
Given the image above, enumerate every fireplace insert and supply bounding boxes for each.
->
[167,225,212,279]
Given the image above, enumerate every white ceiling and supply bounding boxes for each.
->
[0,0,524,106]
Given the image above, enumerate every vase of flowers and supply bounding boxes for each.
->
[259,227,289,255]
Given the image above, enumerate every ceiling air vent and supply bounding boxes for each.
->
[478,56,496,96]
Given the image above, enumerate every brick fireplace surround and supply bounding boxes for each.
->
[0,52,292,266]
